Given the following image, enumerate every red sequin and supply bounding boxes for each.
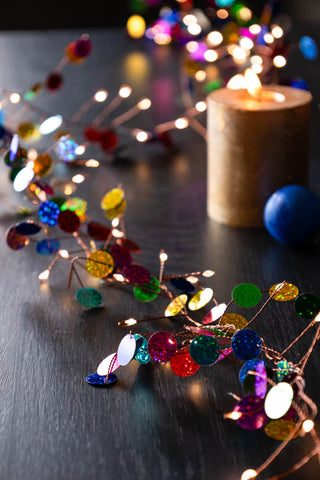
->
[110,244,132,268]
[58,210,80,233]
[46,72,63,91]
[170,347,200,377]
[123,264,151,284]
[87,222,111,241]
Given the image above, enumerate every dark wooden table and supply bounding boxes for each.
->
[1,28,320,480]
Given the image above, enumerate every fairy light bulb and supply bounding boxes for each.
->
[241,469,257,480]
[314,312,320,322]
[10,93,21,104]
[39,269,50,282]
[202,270,214,277]
[75,145,86,155]
[85,159,99,168]
[251,55,263,65]
[195,101,207,112]
[195,70,206,82]
[239,37,254,50]
[264,33,274,44]
[302,419,314,433]
[217,9,228,19]
[232,47,247,62]
[159,251,168,262]
[122,318,137,326]
[186,41,199,53]
[224,411,242,420]
[27,148,38,161]
[207,31,223,46]
[59,250,69,259]
[138,98,151,110]
[188,24,201,36]
[112,217,120,227]
[271,25,284,39]
[135,130,149,142]
[112,228,124,238]
[186,276,198,284]
[183,14,197,26]
[249,24,261,35]
[273,55,287,68]
[126,15,146,39]
[204,49,218,62]
[72,174,85,184]
[113,273,125,282]
[119,85,132,98]
[94,90,108,102]
[175,117,189,129]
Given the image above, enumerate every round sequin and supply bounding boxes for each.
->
[61,197,87,218]
[147,331,178,363]
[170,347,200,377]
[239,359,265,384]
[188,288,214,311]
[254,360,268,398]
[220,313,248,331]
[232,329,262,360]
[97,353,120,376]
[134,334,151,364]
[117,334,137,366]
[269,283,299,301]
[133,276,160,302]
[264,419,299,441]
[232,283,262,307]
[277,360,294,381]
[58,210,80,233]
[264,382,294,420]
[105,199,127,220]
[6,226,29,250]
[170,277,195,293]
[110,244,132,268]
[87,221,111,241]
[33,154,53,177]
[101,187,125,211]
[75,287,102,308]
[234,394,268,430]
[56,135,78,161]
[35,238,60,255]
[203,303,227,324]
[189,335,220,365]
[15,221,42,235]
[86,250,114,278]
[122,238,141,254]
[123,264,151,284]
[295,293,320,319]
[165,294,188,317]
[4,146,27,169]
[38,200,60,226]
[86,373,117,386]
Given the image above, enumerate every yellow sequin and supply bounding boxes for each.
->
[33,154,53,177]
[220,313,247,331]
[165,294,188,317]
[86,250,114,278]
[269,283,299,301]
[188,288,213,311]
[101,188,125,211]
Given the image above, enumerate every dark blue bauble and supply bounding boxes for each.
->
[86,373,117,387]
[263,185,320,245]
[170,277,195,293]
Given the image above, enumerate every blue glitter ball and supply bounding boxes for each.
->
[134,334,151,364]
[75,287,102,308]
[36,237,60,255]
[189,335,220,365]
[86,373,117,386]
[299,36,318,60]
[38,200,60,226]
[15,221,42,235]
[170,277,195,293]
[239,359,265,384]
[232,329,262,361]
[56,135,78,161]
[264,185,320,245]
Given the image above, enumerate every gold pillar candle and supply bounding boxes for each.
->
[207,84,312,227]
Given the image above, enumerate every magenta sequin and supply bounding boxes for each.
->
[123,264,151,284]
[147,331,178,363]
[234,394,269,430]
[110,244,132,268]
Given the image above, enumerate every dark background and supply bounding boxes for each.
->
[0,0,318,30]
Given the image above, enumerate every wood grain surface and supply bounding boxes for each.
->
[1,29,320,480]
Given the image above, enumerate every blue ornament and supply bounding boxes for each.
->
[75,287,102,308]
[232,329,262,361]
[134,334,151,364]
[170,277,195,293]
[38,200,60,226]
[56,135,78,161]
[239,359,265,384]
[299,36,318,60]
[263,185,320,245]
[36,237,61,255]
[216,0,235,6]
[86,373,117,386]
[289,78,308,91]
[15,221,42,235]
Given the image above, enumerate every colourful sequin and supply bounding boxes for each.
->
[123,264,151,284]
[58,210,80,233]
[75,287,102,308]
[269,283,299,301]
[165,294,188,317]
[36,238,60,255]
[232,329,262,360]
[133,276,160,302]
[220,313,247,331]
[189,335,220,365]
[134,334,151,364]
[234,394,268,430]
[33,154,53,177]
[264,419,299,441]
[6,226,29,250]
[232,283,262,307]
[147,331,178,362]
[86,250,114,278]
[295,293,320,319]
[188,288,214,311]
[38,200,60,226]
[170,347,200,377]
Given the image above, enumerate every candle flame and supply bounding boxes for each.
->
[244,68,262,99]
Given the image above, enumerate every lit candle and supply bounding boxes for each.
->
[207,70,312,227]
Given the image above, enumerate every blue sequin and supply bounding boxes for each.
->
[15,221,42,235]
[36,238,60,255]
[38,200,60,226]
[232,329,262,361]
[134,334,151,364]
[86,373,117,386]
[170,277,195,293]
[239,359,265,384]
[299,36,318,60]
[56,136,78,161]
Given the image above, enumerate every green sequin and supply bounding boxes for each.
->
[295,293,320,319]
[232,283,262,307]
[133,276,160,302]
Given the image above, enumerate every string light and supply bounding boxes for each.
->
[10,93,21,104]
[175,118,189,129]
[94,90,108,102]
[273,55,287,68]
[302,419,314,433]
[241,470,257,480]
